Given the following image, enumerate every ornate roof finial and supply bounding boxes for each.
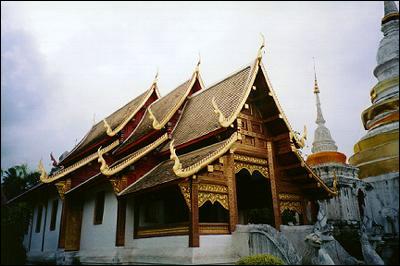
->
[257,33,266,61]
[153,68,159,85]
[195,52,201,73]
[313,57,320,94]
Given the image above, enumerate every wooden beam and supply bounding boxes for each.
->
[266,141,282,230]
[115,198,126,247]
[189,176,199,247]
[225,154,238,233]
[262,114,283,124]
[272,132,290,142]
[278,162,302,171]
[300,183,319,190]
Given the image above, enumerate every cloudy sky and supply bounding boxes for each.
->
[1,1,397,172]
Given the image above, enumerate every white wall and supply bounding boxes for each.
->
[26,192,62,253]
[43,195,62,251]
[79,183,118,251]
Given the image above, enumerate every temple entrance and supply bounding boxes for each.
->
[235,169,275,226]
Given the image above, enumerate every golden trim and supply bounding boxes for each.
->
[279,193,302,201]
[102,85,157,136]
[233,154,268,165]
[260,63,309,149]
[361,97,399,128]
[109,175,128,194]
[234,162,269,178]
[137,226,188,237]
[148,64,204,130]
[39,140,120,183]
[280,201,302,213]
[98,133,169,176]
[169,133,238,178]
[199,184,228,193]
[291,146,338,196]
[179,183,229,210]
[370,76,399,101]
[198,192,229,210]
[54,179,71,200]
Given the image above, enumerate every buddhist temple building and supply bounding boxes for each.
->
[13,39,340,264]
[348,0,399,239]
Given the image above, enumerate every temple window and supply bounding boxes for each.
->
[49,199,58,231]
[94,191,105,225]
[35,205,43,233]
[199,201,228,223]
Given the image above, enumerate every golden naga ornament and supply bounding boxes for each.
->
[212,97,232,128]
[290,125,307,149]
[148,107,163,130]
[169,133,238,178]
[257,33,266,61]
[102,119,115,136]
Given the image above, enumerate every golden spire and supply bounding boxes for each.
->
[313,57,320,94]
[257,33,266,62]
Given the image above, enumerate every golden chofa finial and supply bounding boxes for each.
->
[38,159,49,182]
[257,33,266,61]
[195,52,201,73]
[153,69,159,85]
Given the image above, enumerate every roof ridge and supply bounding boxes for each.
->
[189,60,254,99]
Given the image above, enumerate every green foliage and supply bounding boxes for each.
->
[1,164,40,265]
[1,164,40,200]
[236,254,285,265]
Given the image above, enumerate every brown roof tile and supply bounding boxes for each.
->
[118,78,193,150]
[161,65,253,151]
[119,137,230,195]
[61,87,154,163]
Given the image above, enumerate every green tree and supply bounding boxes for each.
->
[1,164,40,265]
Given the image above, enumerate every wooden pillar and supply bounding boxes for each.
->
[266,140,282,230]
[301,199,308,225]
[189,176,199,247]
[225,154,238,233]
[115,197,127,246]
[64,197,83,251]
[58,199,68,248]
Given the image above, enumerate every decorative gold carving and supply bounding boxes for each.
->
[207,165,214,172]
[169,133,238,178]
[137,226,188,237]
[55,179,71,200]
[98,133,168,176]
[109,176,128,194]
[199,184,228,193]
[279,193,302,201]
[39,140,120,183]
[289,125,307,149]
[257,33,265,61]
[233,154,268,165]
[179,182,191,210]
[199,223,229,235]
[198,192,229,210]
[280,201,302,213]
[179,183,229,210]
[234,162,269,178]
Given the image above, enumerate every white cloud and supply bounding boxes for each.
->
[1,1,396,170]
